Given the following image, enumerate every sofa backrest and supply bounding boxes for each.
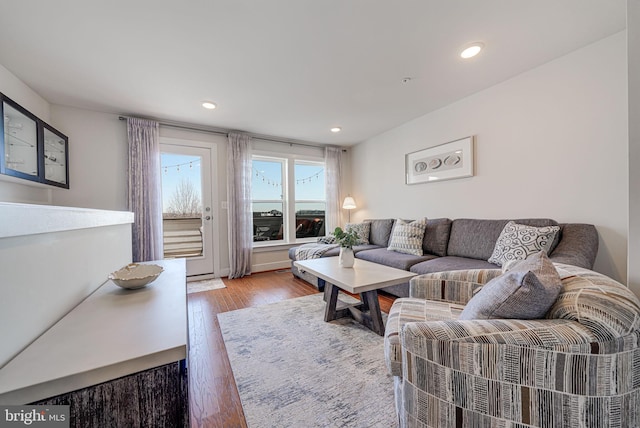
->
[364,219,395,246]
[375,218,452,256]
[547,223,598,269]
[447,218,559,261]
[547,264,640,341]
[422,218,452,257]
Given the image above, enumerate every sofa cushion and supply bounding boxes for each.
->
[410,256,499,275]
[288,243,381,260]
[488,221,560,267]
[384,297,463,376]
[422,218,452,257]
[345,222,371,245]
[387,218,428,256]
[356,248,436,271]
[459,251,562,320]
[447,218,559,260]
[546,263,640,340]
[365,218,395,246]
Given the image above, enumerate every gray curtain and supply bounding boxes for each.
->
[127,118,163,262]
[325,147,343,231]
[227,132,253,278]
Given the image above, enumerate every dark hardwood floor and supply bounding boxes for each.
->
[186,269,396,428]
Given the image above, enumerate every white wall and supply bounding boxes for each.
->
[351,32,628,283]
[0,64,52,204]
[50,106,128,210]
[628,0,640,296]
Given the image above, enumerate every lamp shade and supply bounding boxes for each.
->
[342,196,357,210]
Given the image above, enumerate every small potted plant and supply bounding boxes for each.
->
[333,226,359,268]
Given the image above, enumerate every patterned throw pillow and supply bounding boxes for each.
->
[488,221,560,267]
[345,222,371,245]
[387,218,428,256]
[317,234,337,244]
[459,251,563,320]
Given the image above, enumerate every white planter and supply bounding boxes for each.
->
[339,247,355,268]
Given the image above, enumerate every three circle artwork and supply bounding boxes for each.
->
[413,152,461,174]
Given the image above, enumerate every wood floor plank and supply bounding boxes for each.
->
[187,269,397,427]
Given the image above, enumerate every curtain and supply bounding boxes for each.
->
[127,118,163,262]
[325,147,342,232]
[227,132,253,278]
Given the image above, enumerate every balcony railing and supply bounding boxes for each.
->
[253,210,325,242]
[163,216,203,258]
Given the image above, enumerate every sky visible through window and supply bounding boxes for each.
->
[160,155,324,214]
[252,160,325,212]
[161,153,202,213]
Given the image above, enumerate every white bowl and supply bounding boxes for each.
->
[109,263,164,289]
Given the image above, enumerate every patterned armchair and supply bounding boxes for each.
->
[384,264,640,427]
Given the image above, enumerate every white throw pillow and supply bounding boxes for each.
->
[387,218,427,256]
[488,221,560,267]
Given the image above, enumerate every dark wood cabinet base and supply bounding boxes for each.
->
[32,360,189,428]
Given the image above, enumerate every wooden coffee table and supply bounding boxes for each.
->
[293,258,416,336]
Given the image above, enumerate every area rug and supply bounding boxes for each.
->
[218,293,396,428]
[187,277,226,294]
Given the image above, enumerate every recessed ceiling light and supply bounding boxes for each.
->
[460,43,484,59]
[330,127,342,133]
[202,101,217,109]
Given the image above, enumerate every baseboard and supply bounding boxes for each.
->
[252,261,291,273]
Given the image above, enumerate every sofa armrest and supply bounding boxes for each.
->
[402,318,596,352]
[398,319,640,427]
[409,269,502,305]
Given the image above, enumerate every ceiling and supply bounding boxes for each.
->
[0,1,626,145]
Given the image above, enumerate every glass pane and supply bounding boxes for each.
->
[3,102,38,176]
[161,153,204,259]
[295,162,325,200]
[252,159,283,201]
[43,127,67,184]
[253,202,284,241]
[296,202,325,238]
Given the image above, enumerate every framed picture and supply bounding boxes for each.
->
[405,136,474,184]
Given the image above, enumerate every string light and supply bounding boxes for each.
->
[162,159,201,173]
[251,167,325,188]
[296,169,323,185]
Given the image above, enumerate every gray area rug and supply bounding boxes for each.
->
[187,277,226,294]
[218,293,396,428]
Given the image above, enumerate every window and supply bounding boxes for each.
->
[294,161,325,240]
[252,155,326,244]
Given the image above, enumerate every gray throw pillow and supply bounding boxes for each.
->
[345,222,371,245]
[459,251,562,320]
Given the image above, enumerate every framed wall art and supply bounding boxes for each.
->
[405,136,474,184]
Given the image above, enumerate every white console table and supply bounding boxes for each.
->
[0,258,189,426]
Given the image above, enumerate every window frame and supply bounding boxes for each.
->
[251,151,326,248]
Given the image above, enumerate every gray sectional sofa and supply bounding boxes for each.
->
[289,218,599,297]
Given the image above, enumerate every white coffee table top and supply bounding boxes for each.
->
[294,257,416,294]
